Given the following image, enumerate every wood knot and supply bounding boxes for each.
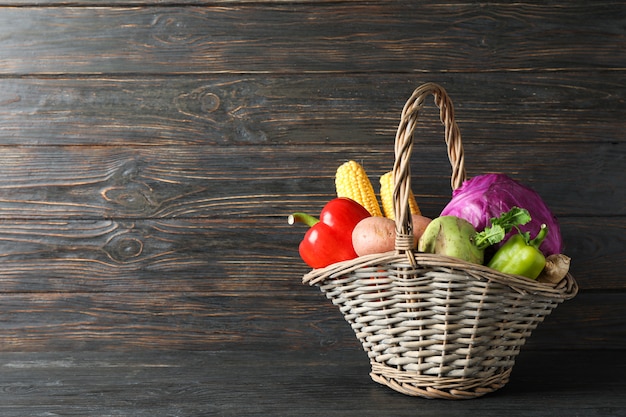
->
[174,86,221,119]
[101,185,158,215]
[150,13,205,45]
[104,233,144,263]
[174,83,267,143]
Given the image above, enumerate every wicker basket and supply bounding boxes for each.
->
[302,82,578,400]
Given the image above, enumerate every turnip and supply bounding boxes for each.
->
[417,216,484,264]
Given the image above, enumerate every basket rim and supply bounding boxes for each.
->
[302,250,578,301]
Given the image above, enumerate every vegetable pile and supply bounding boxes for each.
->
[289,161,571,283]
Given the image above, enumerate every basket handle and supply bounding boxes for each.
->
[392,83,466,255]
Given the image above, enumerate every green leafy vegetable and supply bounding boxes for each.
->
[474,207,531,250]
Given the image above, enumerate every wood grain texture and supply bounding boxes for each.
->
[0,74,623,146]
[0,350,624,416]
[0,3,623,75]
[0,216,621,292]
[0,144,621,217]
[0,292,623,351]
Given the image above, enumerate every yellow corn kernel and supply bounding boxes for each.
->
[335,160,382,217]
[379,171,421,220]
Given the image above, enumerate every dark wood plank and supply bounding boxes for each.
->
[0,349,624,416]
[0,216,620,291]
[0,3,622,75]
[0,74,623,146]
[0,291,622,351]
[0,143,621,219]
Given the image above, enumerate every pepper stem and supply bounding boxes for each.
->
[288,212,320,228]
[529,224,548,249]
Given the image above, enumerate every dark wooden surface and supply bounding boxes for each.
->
[0,1,624,415]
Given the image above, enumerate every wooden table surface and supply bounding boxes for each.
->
[0,1,624,415]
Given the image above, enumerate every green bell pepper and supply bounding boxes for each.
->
[487,224,548,279]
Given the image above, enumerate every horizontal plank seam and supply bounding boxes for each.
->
[0,69,625,79]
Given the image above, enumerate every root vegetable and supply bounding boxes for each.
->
[352,215,432,256]
[417,216,484,264]
[352,217,396,256]
[537,254,571,284]
[411,215,432,242]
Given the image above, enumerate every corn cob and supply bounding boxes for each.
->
[335,160,382,217]
[379,171,421,220]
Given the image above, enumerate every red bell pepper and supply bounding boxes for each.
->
[288,197,371,269]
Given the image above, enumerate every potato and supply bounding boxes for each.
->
[411,215,432,242]
[352,216,395,256]
[352,215,432,256]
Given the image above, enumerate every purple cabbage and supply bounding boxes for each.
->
[440,173,563,256]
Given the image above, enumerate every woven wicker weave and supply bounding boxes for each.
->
[302,82,578,400]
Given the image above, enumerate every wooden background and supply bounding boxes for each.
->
[0,1,624,415]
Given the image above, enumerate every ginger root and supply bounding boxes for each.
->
[537,254,571,284]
